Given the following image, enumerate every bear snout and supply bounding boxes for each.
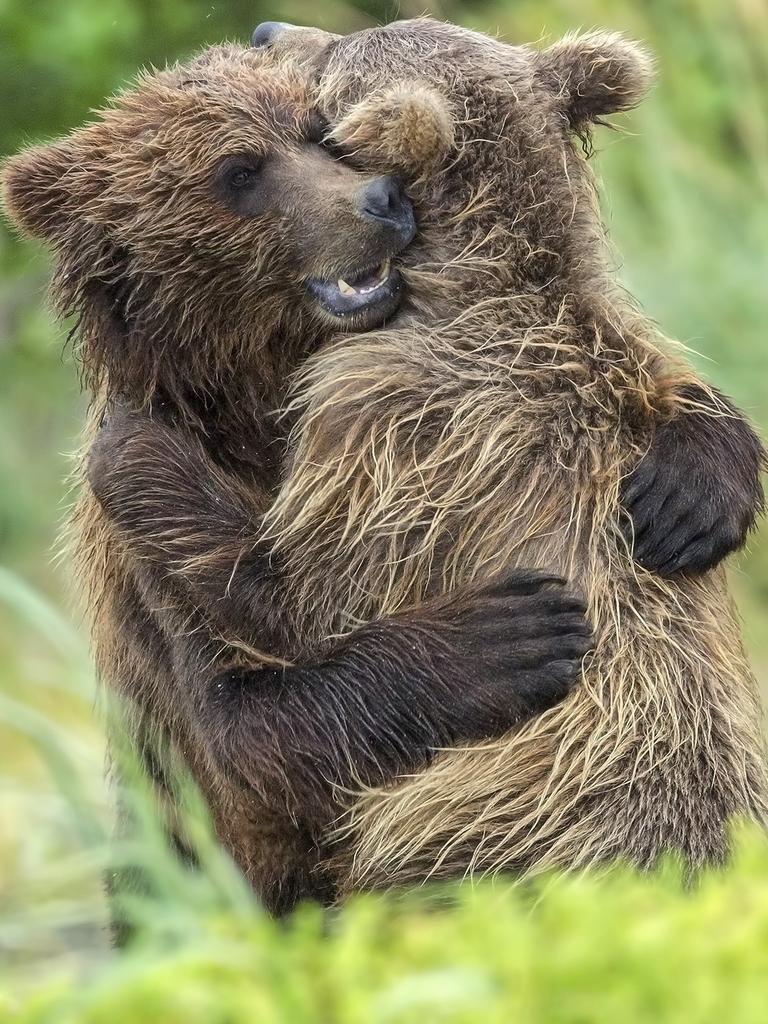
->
[358,175,416,244]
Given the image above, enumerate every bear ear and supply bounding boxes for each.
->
[539,31,654,126]
[329,84,455,176]
[2,138,81,242]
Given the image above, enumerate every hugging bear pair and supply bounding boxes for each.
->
[3,18,765,926]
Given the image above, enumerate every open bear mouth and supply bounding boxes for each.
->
[305,258,404,325]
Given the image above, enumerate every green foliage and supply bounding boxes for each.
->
[4,650,768,1022]
[2,565,768,1021]
[3,832,768,1022]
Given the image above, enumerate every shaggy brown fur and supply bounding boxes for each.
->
[2,21,764,918]
[2,43,596,920]
[258,19,767,889]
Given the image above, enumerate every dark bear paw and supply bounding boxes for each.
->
[621,396,765,577]
[442,569,592,732]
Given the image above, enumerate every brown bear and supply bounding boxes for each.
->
[248,18,768,891]
[3,44,592,922]
[1,25,763,920]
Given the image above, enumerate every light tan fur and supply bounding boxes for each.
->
[264,20,767,891]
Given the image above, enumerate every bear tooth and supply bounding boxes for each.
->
[338,278,356,296]
[373,260,391,286]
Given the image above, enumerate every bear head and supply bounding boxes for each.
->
[258,18,654,328]
[1,45,421,407]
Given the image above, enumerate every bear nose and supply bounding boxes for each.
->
[250,22,292,48]
[359,176,415,238]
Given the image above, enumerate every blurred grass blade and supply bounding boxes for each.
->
[0,566,88,667]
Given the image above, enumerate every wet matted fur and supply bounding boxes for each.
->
[261,19,768,891]
[2,42,598,917]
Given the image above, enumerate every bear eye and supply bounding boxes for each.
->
[214,155,269,216]
[226,163,261,190]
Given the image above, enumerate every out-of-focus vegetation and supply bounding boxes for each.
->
[3,573,768,1020]
[1,0,767,1015]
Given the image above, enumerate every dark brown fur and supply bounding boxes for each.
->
[2,43,593,917]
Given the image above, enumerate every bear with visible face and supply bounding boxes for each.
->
[2,22,764,923]
[3,44,597,922]
[4,48,419,402]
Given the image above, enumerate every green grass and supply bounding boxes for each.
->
[4,831,768,1022]
[2,568,768,1021]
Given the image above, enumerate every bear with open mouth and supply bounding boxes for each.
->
[2,19,764,926]
[2,39,588,925]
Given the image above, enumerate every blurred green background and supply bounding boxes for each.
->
[1,0,767,1015]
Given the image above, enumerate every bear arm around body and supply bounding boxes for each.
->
[87,407,591,831]
[322,21,766,885]
[0,39,592,917]
[620,383,765,576]
[322,70,765,578]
